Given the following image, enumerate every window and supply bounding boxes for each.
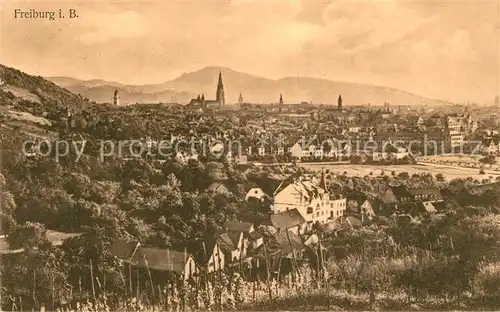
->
[316,212,320,217]
[307,207,313,214]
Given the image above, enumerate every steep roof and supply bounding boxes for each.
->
[189,234,219,266]
[345,216,363,228]
[274,178,326,203]
[248,229,264,240]
[390,185,411,200]
[207,182,228,193]
[319,220,343,234]
[225,222,253,234]
[110,239,140,261]
[421,201,437,213]
[274,231,305,257]
[217,233,234,253]
[270,209,306,230]
[131,247,190,273]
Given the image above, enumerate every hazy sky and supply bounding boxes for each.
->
[2,0,499,103]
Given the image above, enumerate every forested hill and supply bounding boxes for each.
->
[0,64,90,111]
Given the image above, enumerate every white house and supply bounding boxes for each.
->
[272,178,346,231]
[290,142,302,159]
[245,187,268,202]
[290,141,326,160]
[314,148,324,159]
[372,152,389,161]
[218,232,245,263]
[449,130,464,148]
[131,247,199,281]
[258,146,266,156]
[234,155,248,165]
[395,147,409,159]
[349,126,361,133]
[249,230,264,250]
[206,241,225,273]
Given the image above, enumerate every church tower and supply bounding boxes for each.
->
[238,92,243,104]
[279,93,284,105]
[338,95,342,110]
[113,90,120,106]
[216,72,225,105]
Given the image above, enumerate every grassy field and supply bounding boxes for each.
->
[420,155,500,169]
[298,163,500,180]
[241,289,500,311]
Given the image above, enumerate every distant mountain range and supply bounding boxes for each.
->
[47,66,453,106]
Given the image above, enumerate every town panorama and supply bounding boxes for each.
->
[1,1,500,311]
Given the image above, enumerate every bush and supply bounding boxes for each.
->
[473,262,500,297]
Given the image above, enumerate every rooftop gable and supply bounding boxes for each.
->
[131,247,191,273]
[270,208,306,230]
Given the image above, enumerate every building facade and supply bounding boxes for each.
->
[272,178,347,231]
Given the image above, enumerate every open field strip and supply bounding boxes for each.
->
[298,163,500,180]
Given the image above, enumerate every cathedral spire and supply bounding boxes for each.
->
[216,71,225,105]
[279,93,283,105]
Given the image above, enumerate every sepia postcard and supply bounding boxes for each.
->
[1,0,500,311]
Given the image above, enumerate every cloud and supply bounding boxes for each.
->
[77,10,150,45]
[1,0,497,103]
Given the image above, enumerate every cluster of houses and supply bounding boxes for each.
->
[108,102,500,165]
[108,173,472,281]
[2,172,499,287]
[481,130,500,154]
[109,176,354,280]
[108,174,483,281]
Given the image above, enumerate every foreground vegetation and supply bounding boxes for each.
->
[1,68,500,310]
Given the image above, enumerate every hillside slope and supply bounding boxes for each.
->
[47,66,453,106]
[0,64,88,109]
[0,64,86,141]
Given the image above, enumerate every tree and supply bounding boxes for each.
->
[7,221,48,250]
[436,173,445,182]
